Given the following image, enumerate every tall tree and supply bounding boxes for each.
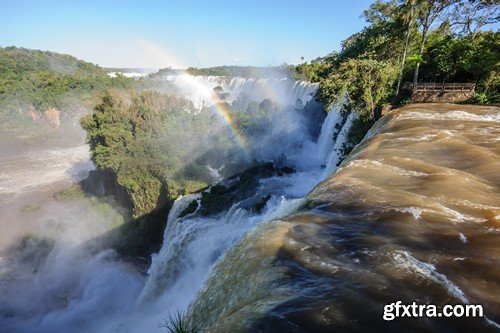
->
[396,0,416,94]
[322,57,398,121]
[413,0,455,83]
[450,0,500,38]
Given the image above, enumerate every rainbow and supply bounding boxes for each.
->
[137,38,254,157]
[212,100,251,157]
[172,72,252,157]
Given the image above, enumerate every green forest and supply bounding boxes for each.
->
[293,0,499,113]
[80,89,292,218]
[287,0,499,152]
[0,46,132,140]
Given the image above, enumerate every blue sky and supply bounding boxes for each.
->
[1,0,372,68]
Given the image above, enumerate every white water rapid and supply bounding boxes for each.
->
[0,96,352,332]
[122,105,352,332]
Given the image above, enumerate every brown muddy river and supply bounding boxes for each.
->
[187,103,500,332]
[0,145,94,248]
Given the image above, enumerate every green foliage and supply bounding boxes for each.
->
[0,47,118,109]
[80,0,498,219]
[290,62,332,82]
[420,32,499,81]
[89,197,126,227]
[53,184,87,201]
[418,31,500,102]
[407,54,424,64]
[480,63,500,103]
[321,57,398,120]
[184,65,290,78]
[56,188,125,228]
[313,1,408,116]
[471,92,489,104]
[311,0,499,109]
[0,46,133,139]
[302,0,499,160]
[162,312,198,333]
[81,90,205,217]
[20,203,41,213]
[232,99,278,137]
[81,82,306,217]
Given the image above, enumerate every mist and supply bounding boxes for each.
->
[149,72,325,177]
[0,129,135,333]
[0,66,340,333]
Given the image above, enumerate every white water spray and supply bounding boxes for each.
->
[0,84,352,333]
[162,75,318,110]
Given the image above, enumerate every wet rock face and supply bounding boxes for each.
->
[80,168,134,213]
[44,108,61,128]
[199,162,295,216]
[26,106,60,128]
[179,199,199,218]
[29,106,42,121]
[187,104,500,333]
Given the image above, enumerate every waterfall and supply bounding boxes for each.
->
[132,106,352,328]
[185,105,500,332]
[315,104,344,164]
[0,74,352,333]
[323,111,355,176]
[162,74,319,110]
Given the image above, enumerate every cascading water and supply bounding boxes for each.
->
[131,105,352,326]
[0,74,353,332]
[185,104,500,333]
[1,65,498,333]
[323,111,355,176]
[89,104,350,332]
[161,74,319,110]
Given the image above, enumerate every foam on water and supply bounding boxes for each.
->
[0,85,349,331]
[133,107,348,326]
[396,110,500,123]
[182,104,500,332]
[0,145,94,196]
[393,250,468,303]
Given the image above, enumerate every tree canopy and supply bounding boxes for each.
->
[297,0,499,119]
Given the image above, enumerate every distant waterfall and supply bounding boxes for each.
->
[161,74,319,110]
[0,76,354,333]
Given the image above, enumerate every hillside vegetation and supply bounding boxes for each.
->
[295,0,499,111]
[80,0,499,220]
[0,46,131,141]
[80,89,298,218]
[148,65,294,79]
[291,0,499,156]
